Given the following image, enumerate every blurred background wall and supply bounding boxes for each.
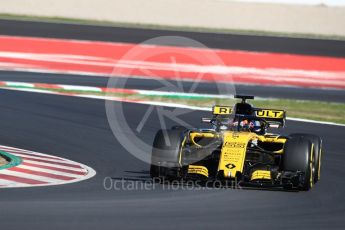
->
[0,0,344,37]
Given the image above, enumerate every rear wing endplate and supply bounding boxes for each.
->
[254,108,286,127]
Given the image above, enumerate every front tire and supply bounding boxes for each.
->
[283,136,314,191]
[150,129,185,180]
[290,134,322,183]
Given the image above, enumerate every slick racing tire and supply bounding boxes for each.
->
[150,129,184,180]
[290,134,322,183]
[283,136,314,191]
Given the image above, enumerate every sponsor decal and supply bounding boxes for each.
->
[256,109,285,119]
[225,163,236,169]
[213,106,232,115]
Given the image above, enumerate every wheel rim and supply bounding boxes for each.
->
[309,144,314,188]
[317,148,322,181]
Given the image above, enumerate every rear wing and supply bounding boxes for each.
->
[254,108,286,128]
[203,105,286,128]
[212,105,232,115]
[202,105,232,123]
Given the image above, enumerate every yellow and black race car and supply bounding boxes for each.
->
[150,95,322,191]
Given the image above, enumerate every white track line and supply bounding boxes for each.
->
[0,145,96,188]
[22,159,87,172]
[286,117,345,127]
[0,170,66,183]
[0,179,28,187]
[1,151,65,161]
[18,165,82,177]
[2,85,344,127]
[11,153,77,164]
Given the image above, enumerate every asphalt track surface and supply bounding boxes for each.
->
[0,89,345,229]
[0,20,345,229]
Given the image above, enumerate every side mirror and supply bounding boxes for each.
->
[201,118,212,123]
[268,123,280,129]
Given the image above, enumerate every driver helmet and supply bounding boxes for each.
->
[232,119,250,131]
[249,120,261,133]
[232,119,261,132]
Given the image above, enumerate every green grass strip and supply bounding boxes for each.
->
[52,88,345,124]
[3,85,345,124]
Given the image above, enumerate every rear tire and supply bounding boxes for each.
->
[283,136,314,191]
[150,129,185,180]
[290,134,322,183]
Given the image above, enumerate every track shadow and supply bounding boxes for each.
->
[112,170,299,192]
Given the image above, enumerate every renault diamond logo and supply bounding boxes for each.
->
[225,163,236,169]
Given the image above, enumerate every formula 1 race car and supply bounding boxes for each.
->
[150,95,322,191]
